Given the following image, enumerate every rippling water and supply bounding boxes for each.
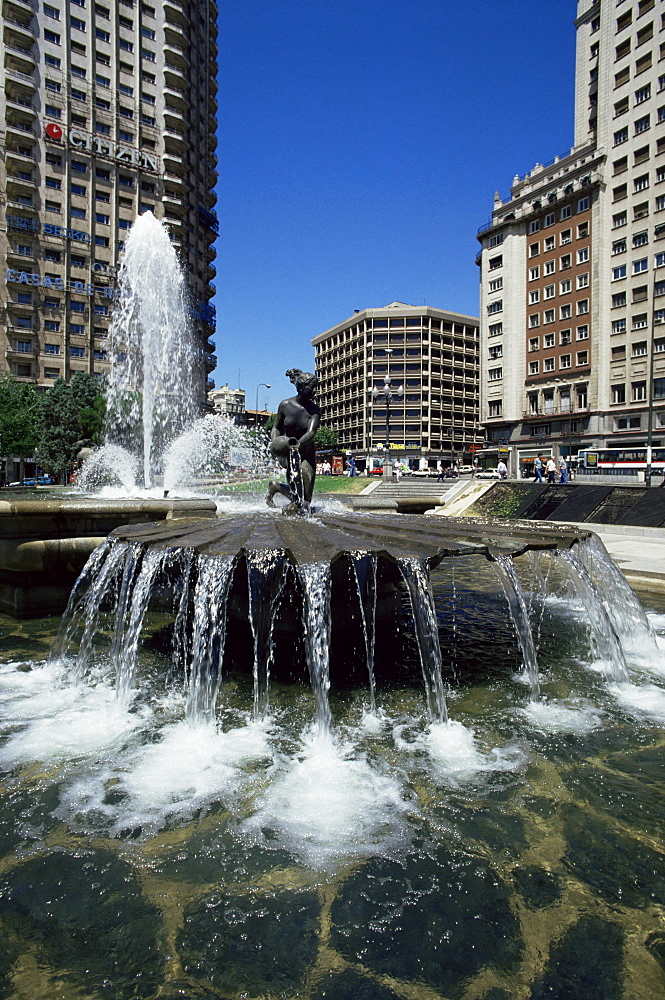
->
[0,557,663,999]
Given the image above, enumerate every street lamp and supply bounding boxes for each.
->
[255,383,271,422]
[372,349,403,481]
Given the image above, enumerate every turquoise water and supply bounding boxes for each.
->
[0,558,663,999]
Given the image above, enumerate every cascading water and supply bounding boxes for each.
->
[492,553,541,700]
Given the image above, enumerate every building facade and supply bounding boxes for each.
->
[2,0,218,395]
[312,302,481,468]
[208,383,245,423]
[477,0,665,476]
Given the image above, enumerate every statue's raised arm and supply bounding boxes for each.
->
[266,369,320,514]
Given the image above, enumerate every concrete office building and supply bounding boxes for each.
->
[2,0,218,395]
[477,0,665,476]
[312,302,482,469]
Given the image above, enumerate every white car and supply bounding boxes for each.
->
[474,470,501,480]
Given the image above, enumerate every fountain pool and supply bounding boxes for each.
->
[0,544,664,999]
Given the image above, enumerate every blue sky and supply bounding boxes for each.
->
[212,0,577,413]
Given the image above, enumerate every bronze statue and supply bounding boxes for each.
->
[266,369,320,514]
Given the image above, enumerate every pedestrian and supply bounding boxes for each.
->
[497,459,508,479]
[394,461,402,481]
[559,456,568,484]
[533,454,544,483]
[546,456,557,483]
[348,456,356,477]
[436,463,445,482]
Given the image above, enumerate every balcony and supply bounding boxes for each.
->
[164,66,187,90]
[162,151,186,174]
[5,119,35,139]
[5,66,35,88]
[5,18,34,43]
[164,86,187,110]
[4,41,36,70]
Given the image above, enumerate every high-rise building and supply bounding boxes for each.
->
[477,0,665,477]
[312,301,481,469]
[2,0,218,398]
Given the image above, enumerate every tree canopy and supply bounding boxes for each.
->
[0,375,40,465]
[35,374,105,479]
[314,426,338,450]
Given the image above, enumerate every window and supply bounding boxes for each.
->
[44,29,61,44]
[544,235,556,251]
[614,183,628,202]
[71,88,87,102]
[96,28,110,42]
[142,92,156,105]
[614,127,629,145]
[488,344,503,360]
[560,354,571,369]
[613,318,627,334]
[577,299,589,315]
[529,266,540,280]
[612,345,627,362]
[71,64,86,78]
[544,284,555,299]
[529,242,540,257]
[119,39,134,52]
[70,301,85,313]
[544,212,555,227]
[633,230,649,247]
[577,325,589,340]
[529,337,540,351]
[45,54,61,68]
[633,257,649,273]
[71,15,86,30]
[577,247,590,263]
[95,213,109,224]
[44,200,61,214]
[529,314,540,329]
[529,361,539,375]
[560,304,572,320]
[634,174,650,192]
[613,291,627,307]
[612,384,627,404]
[71,183,86,197]
[529,220,540,234]
[578,196,590,212]
[44,3,60,18]
[544,309,555,324]
[632,381,647,401]
[70,206,86,219]
[44,249,61,262]
[613,211,627,228]
[560,229,572,245]
[560,205,572,221]
[118,129,133,143]
[613,264,627,280]
[632,340,648,354]
[577,273,589,289]
[487,300,503,315]
[95,191,110,203]
[141,47,155,61]
[635,114,651,134]
[488,401,502,417]
[560,329,572,345]
[70,346,85,358]
[560,254,572,270]
[656,252,665,267]
[543,333,554,349]
[655,337,665,351]
[544,357,555,372]
[577,351,589,366]
[635,84,651,104]
[615,96,630,117]
[657,196,665,211]
[45,79,61,93]
[45,177,61,190]
[577,221,589,239]
[119,83,134,97]
[544,260,556,275]
[96,74,110,88]
[655,378,665,399]
[529,290,540,304]
[141,26,156,39]
[634,201,650,220]
[634,145,650,166]
[488,322,502,337]
[560,279,572,295]
[95,122,110,135]
[488,367,502,382]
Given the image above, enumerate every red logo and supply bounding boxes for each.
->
[45,122,63,140]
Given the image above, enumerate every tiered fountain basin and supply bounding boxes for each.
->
[0,497,216,617]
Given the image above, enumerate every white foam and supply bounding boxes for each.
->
[244,727,410,869]
[608,681,665,721]
[395,719,524,781]
[520,698,604,734]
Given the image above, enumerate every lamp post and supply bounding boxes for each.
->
[372,349,403,481]
[255,383,271,425]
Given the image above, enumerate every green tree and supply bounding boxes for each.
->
[314,426,338,450]
[71,373,106,444]
[0,375,40,483]
[35,379,82,482]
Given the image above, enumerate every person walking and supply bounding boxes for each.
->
[559,456,568,484]
[546,456,557,483]
[497,459,508,479]
[348,456,356,477]
[533,454,544,483]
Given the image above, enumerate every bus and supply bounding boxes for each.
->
[577,447,665,477]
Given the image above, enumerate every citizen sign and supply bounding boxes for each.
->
[44,123,161,174]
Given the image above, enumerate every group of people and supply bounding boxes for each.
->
[315,459,332,476]
[533,453,569,484]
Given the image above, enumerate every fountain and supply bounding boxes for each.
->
[1,227,664,997]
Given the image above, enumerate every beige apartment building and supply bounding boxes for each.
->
[2,0,218,397]
[312,302,482,470]
[208,383,245,423]
[477,0,665,477]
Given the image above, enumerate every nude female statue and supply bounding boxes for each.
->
[266,369,320,512]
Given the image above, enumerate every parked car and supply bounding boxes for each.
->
[37,475,54,485]
[368,466,384,476]
[458,465,474,474]
[475,470,501,480]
